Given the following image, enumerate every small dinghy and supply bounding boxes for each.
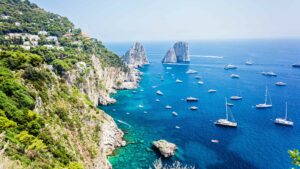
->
[175,126,181,129]
[172,111,178,116]
[186,69,198,74]
[190,106,198,110]
[156,90,163,95]
[176,79,183,83]
[208,89,217,93]
[211,139,219,143]
[230,74,240,78]
[155,99,160,102]
[165,105,172,109]
[197,81,204,85]
[186,97,199,102]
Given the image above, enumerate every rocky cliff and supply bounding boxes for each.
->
[122,42,149,67]
[162,41,190,63]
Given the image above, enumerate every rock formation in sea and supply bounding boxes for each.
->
[162,41,190,63]
[152,140,177,158]
[122,42,149,67]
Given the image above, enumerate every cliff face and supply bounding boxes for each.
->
[162,41,190,63]
[64,55,140,106]
[122,42,149,67]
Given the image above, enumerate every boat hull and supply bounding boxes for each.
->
[274,118,294,126]
[214,119,237,127]
[256,104,272,108]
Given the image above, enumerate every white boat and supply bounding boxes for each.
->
[208,89,217,93]
[172,111,178,116]
[190,106,198,110]
[245,60,253,65]
[186,97,199,102]
[230,96,242,100]
[230,74,240,78]
[214,98,237,127]
[155,99,160,102]
[197,81,204,85]
[160,75,164,81]
[256,87,272,108]
[138,104,144,108]
[176,79,183,83]
[156,90,163,95]
[261,71,277,77]
[186,69,198,74]
[165,105,172,109]
[274,102,293,126]
[224,64,237,70]
[275,82,287,86]
[227,103,234,107]
[175,125,181,129]
[211,139,219,143]
[166,67,172,70]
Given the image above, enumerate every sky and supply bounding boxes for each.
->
[30,0,300,42]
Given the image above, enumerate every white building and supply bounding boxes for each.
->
[38,31,48,36]
[1,15,10,19]
[46,36,58,41]
[15,22,21,26]
[43,45,54,49]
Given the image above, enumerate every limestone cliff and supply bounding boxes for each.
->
[162,41,190,63]
[122,42,149,67]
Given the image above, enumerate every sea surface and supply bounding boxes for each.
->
[101,39,300,169]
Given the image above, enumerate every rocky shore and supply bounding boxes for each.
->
[152,140,177,158]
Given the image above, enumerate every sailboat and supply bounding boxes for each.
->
[274,102,294,126]
[256,87,272,108]
[214,98,237,127]
[245,59,253,65]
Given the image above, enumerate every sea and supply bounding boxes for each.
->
[100,39,300,169]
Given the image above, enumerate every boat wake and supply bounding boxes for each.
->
[117,119,132,127]
[190,55,224,59]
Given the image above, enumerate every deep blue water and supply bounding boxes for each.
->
[101,40,300,169]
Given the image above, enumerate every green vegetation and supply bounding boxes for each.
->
[289,149,300,167]
[0,0,128,168]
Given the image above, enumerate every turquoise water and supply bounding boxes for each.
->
[101,40,300,169]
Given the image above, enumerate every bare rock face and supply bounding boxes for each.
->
[122,42,149,67]
[162,41,190,63]
[152,140,177,158]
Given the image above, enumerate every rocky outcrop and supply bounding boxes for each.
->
[122,42,149,67]
[152,140,177,158]
[64,55,140,106]
[162,41,190,63]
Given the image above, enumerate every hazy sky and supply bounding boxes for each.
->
[30,0,300,42]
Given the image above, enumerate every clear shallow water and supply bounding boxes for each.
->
[101,40,300,169]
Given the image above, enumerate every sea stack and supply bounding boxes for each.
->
[122,42,149,67]
[152,140,177,158]
[162,41,190,63]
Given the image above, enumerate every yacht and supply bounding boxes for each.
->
[156,90,163,95]
[190,106,198,110]
[186,97,199,102]
[208,89,217,93]
[172,111,178,116]
[274,102,293,126]
[275,82,287,86]
[155,99,160,102]
[230,96,242,100]
[261,71,277,77]
[245,60,253,65]
[165,105,172,109]
[211,139,219,143]
[292,63,300,68]
[230,74,240,78]
[197,81,204,85]
[176,79,183,83]
[256,87,272,108]
[214,98,237,127]
[186,69,198,74]
[224,64,237,70]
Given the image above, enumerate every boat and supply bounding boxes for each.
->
[230,74,240,78]
[144,111,148,114]
[292,63,300,68]
[172,111,178,116]
[175,126,181,129]
[155,99,160,102]
[230,96,242,100]
[156,90,163,95]
[275,82,287,86]
[195,76,202,79]
[197,81,204,85]
[211,139,219,143]
[208,89,217,93]
[138,104,144,108]
[165,105,172,109]
[224,64,237,70]
[214,98,237,127]
[227,103,234,107]
[190,106,198,110]
[166,67,172,70]
[274,102,293,126]
[160,75,164,81]
[261,71,277,77]
[132,91,137,94]
[176,79,183,83]
[256,87,272,108]
[186,97,199,102]
[245,59,253,65]
[186,69,198,74]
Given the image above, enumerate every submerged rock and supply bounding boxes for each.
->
[123,42,149,67]
[152,139,177,158]
[162,41,190,63]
